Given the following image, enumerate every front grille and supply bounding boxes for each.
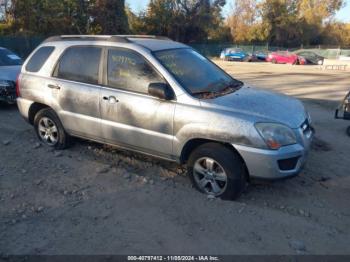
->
[0,82,16,102]
[278,156,300,171]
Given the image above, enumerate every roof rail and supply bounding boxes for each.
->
[44,35,131,43]
[118,35,172,41]
[43,35,171,44]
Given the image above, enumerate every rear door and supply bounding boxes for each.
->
[99,47,175,157]
[50,46,103,139]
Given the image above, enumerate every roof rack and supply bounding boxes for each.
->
[118,35,171,41]
[43,35,171,43]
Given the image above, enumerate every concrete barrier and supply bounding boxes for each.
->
[322,59,350,71]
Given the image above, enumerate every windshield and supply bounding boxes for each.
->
[0,48,23,66]
[154,48,243,98]
[230,48,242,53]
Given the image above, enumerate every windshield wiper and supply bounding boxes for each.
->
[217,81,243,95]
[192,81,243,99]
[192,90,217,98]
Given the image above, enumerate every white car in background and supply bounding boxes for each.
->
[339,55,350,61]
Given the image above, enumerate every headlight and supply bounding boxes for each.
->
[306,110,312,124]
[255,123,297,150]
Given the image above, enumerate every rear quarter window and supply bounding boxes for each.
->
[26,46,55,72]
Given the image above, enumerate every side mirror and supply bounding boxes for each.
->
[148,82,175,100]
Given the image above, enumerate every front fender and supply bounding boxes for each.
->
[173,110,266,157]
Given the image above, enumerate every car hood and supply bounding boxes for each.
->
[201,86,306,128]
[0,65,21,82]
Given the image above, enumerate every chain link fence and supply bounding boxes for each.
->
[191,43,350,59]
[0,36,45,58]
[1,36,349,60]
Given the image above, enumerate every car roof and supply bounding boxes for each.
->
[129,38,188,51]
[43,35,189,52]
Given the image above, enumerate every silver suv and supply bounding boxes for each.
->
[17,35,313,199]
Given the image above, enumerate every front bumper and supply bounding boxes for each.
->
[0,84,16,104]
[234,122,314,180]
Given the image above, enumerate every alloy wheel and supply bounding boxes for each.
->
[38,117,59,146]
[193,157,228,196]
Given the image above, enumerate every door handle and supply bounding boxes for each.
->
[48,84,61,90]
[103,96,119,104]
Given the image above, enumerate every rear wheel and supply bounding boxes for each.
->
[187,143,247,200]
[293,58,299,65]
[34,108,69,149]
[346,126,350,137]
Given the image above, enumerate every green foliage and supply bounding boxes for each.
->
[127,0,230,43]
[227,0,349,47]
[89,0,129,34]
[3,0,129,36]
[0,0,349,47]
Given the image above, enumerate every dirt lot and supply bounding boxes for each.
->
[1,61,350,255]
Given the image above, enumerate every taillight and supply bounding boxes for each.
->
[16,74,20,97]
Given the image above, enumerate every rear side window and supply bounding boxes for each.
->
[26,46,54,72]
[54,46,102,85]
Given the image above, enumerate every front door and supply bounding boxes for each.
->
[100,47,175,157]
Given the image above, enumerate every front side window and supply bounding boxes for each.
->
[107,48,164,94]
[54,46,102,85]
[155,48,242,97]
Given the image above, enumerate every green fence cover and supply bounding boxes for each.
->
[0,36,349,60]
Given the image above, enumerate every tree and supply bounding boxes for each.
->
[321,22,350,46]
[5,0,129,35]
[227,0,266,43]
[125,4,144,34]
[259,0,304,46]
[135,0,228,43]
[89,0,129,34]
[226,0,345,46]
[297,0,344,44]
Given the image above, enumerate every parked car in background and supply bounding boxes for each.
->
[295,50,324,65]
[339,55,350,61]
[252,51,268,62]
[0,47,23,104]
[266,51,306,65]
[220,48,252,62]
[17,35,313,200]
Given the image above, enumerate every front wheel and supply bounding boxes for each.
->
[34,108,69,149]
[187,143,247,200]
[347,126,350,137]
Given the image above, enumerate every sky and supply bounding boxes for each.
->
[126,0,350,22]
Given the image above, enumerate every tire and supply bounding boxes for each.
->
[243,57,251,62]
[272,58,277,64]
[187,143,247,200]
[346,126,350,137]
[34,108,69,149]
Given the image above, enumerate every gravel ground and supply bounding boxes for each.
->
[0,62,350,255]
